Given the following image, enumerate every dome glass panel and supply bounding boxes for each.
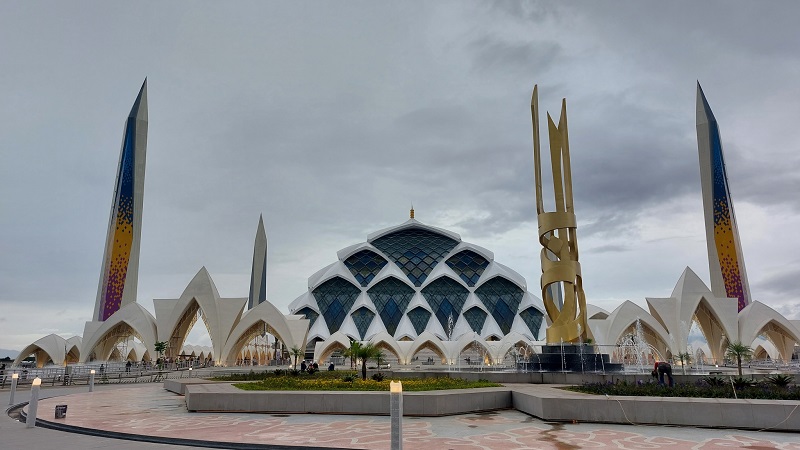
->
[519,307,544,338]
[407,307,431,336]
[475,277,524,335]
[296,307,319,328]
[420,276,469,335]
[312,277,361,334]
[446,250,489,287]
[343,250,387,287]
[372,228,459,287]
[463,307,487,333]
[367,277,414,336]
[351,307,375,340]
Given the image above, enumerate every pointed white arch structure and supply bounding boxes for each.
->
[13,334,72,368]
[221,298,309,366]
[80,302,157,363]
[154,267,246,364]
[738,301,800,362]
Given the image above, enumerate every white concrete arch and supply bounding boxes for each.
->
[313,331,354,364]
[446,242,495,265]
[739,301,800,361]
[367,332,404,364]
[154,267,247,363]
[475,262,527,293]
[80,303,157,363]
[367,218,462,244]
[66,336,82,364]
[13,334,68,367]
[593,301,673,359]
[221,298,309,367]
[407,331,448,363]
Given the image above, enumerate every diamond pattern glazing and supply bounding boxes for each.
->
[343,250,388,287]
[407,307,431,336]
[446,250,489,287]
[296,307,319,328]
[421,276,469,333]
[475,277,524,335]
[371,229,459,287]
[351,307,375,339]
[367,277,414,336]
[312,277,361,334]
[519,307,544,338]
[463,307,487,333]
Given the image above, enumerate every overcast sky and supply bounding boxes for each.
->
[2,1,800,351]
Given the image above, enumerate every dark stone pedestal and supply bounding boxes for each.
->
[517,344,624,372]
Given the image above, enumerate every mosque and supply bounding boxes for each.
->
[13,81,800,369]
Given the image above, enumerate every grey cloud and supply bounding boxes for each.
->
[470,35,562,74]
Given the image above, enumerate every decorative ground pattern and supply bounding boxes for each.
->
[33,386,800,449]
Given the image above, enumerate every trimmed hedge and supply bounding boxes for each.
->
[568,378,800,400]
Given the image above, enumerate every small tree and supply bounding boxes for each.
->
[289,346,303,371]
[726,341,753,376]
[154,341,168,368]
[676,352,692,375]
[355,343,383,380]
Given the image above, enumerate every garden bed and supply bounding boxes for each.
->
[219,369,501,391]
[567,375,800,400]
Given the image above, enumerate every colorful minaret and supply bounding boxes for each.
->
[696,82,752,311]
[93,79,148,321]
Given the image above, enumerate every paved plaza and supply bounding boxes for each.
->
[3,383,800,449]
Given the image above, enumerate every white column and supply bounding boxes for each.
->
[27,377,41,428]
[390,380,403,450]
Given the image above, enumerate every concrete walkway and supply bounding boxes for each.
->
[5,383,800,449]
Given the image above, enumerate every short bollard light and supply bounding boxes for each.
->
[89,369,95,392]
[9,373,19,405]
[27,377,42,428]
[390,380,403,450]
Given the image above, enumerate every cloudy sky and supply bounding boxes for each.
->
[2,1,800,351]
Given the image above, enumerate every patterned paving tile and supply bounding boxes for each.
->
[30,386,800,449]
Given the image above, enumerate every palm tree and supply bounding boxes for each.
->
[343,340,361,370]
[676,352,692,375]
[355,343,383,380]
[726,341,753,376]
[289,346,303,371]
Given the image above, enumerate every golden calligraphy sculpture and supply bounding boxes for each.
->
[531,85,589,344]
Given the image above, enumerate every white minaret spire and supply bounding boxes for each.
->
[248,214,268,309]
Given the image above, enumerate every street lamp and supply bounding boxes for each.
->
[390,381,403,450]
[27,377,41,428]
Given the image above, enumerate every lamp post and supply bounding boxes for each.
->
[89,369,95,392]
[9,373,19,405]
[390,380,403,450]
[27,377,41,428]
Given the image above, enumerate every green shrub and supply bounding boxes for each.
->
[731,377,757,389]
[765,374,794,388]
[567,380,800,400]
[371,372,385,381]
[288,369,300,377]
[701,376,726,386]
[342,374,356,382]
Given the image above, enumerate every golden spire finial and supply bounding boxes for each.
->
[410,204,415,219]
